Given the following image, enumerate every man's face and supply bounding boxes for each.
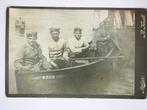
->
[74,31,82,40]
[50,31,60,41]
[27,36,37,46]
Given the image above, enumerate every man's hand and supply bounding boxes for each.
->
[82,47,89,52]
[30,65,40,72]
[50,61,58,68]
[64,56,69,61]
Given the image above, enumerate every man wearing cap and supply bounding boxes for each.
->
[14,31,50,72]
[48,28,69,69]
[95,18,121,56]
[68,28,89,58]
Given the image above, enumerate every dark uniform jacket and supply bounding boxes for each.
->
[14,42,49,71]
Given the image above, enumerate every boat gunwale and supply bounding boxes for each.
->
[16,47,114,74]
[16,59,104,74]
[42,59,104,73]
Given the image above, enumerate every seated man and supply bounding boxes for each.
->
[14,31,50,72]
[95,18,121,57]
[48,27,69,69]
[68,28,89,58]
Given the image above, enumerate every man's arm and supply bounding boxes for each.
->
[48,46,58,69]
[68,40,82,54]
[14,45,32,70]
[63,41,69,60]
[83,40,89,49]
[37,46,50,70]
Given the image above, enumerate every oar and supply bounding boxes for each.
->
[69,56,124,61]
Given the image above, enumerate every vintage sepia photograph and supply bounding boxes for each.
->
[6,7,137,97]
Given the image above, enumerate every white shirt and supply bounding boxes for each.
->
[68,37,89,54]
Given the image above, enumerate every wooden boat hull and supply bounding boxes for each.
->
[15,59,112,94]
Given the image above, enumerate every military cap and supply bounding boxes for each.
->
[26,31,37,39]
[49,27,60,33]
[74,27,82,33]
[103,18,111,26]
[100,18,111,27]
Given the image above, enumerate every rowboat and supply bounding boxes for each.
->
[15,59,104,94]
[15,47,122,94]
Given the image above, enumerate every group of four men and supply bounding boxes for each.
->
[14,27,90,72]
